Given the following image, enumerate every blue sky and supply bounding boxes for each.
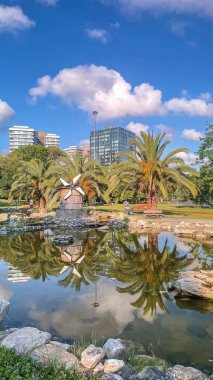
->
[0,0,213,163]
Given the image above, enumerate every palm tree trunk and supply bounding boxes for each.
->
[39,196,46,214]
[147,189,157,210]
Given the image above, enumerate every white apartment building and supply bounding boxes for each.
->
[45,133,60,147]
[9,126,35,152]
[64,146,83,158]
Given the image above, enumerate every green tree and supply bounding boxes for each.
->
[0,146,65,199]
[118,131,198,209]
[9,159,59,213]
[196,124,213,205]
[9,145,65,162]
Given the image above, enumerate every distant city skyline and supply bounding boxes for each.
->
[9,125,60,151]
[0,0,212,165]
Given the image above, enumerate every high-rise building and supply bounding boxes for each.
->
[9,127,60,151]
[45,133,60,147]
[90,126,135,166]
[64,145,90,159]
[9,126,35,152]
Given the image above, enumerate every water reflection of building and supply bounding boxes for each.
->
[8,266,30,283]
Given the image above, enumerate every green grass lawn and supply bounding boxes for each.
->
[94,203,213,220]
[0,199,28,212]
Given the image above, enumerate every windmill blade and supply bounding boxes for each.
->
[60,266,69,275]
[72,174,81,185]
[64,189,72,201]
[76,255,85,264]
[75,186,85,196]
[73,267,82,278]
[64,251,72,262]
[60,178,70,187]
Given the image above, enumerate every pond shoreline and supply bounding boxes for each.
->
[0,313,212,380]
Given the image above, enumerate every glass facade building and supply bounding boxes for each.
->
[90,126,135,166]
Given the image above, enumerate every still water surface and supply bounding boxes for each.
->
[0,230,212,371]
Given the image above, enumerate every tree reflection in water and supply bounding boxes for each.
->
[105,231,194,316]
[0,230,206,317]
[0,232,63,281]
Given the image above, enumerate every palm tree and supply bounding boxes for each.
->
[117,131,198,209]
[10,159,59,214]
[95,163,120,204]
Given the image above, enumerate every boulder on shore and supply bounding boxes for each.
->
[0,299,10,323]
[1,327,51,354]
[31,343,79,369]
[81,344,105,369]
[167,364,210,380]
[103,338,135,359]
[169,270,213,301]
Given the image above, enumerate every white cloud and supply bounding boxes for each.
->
[29,64,213,121]
[170,20,190,37]
[200,92,212,101]
[104,0,213,19]
[176,152,198,166]
[126,121,149,135]
[0,5,35,33]
[38,0,58,5]
[0,99,15,123]
[182,128,204,140]
[156,124,174,140]
[85,28,109,43]
[165,96,213,116]
[80,139,90,146]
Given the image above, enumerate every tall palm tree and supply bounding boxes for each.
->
[117,131,198,209]
[95,163,120,204]
[10,159,59,213]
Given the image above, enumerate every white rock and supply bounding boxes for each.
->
[81,344,105,369]
[31,343,79,369]
[93,362,104,373]
[50,340,70,351]
[103,338,134,359]
[1,327,51,354]
[167,365,210,380]
[0,300,10,323]
[104,359,125,374]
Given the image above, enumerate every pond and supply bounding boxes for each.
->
[0,229,212,371]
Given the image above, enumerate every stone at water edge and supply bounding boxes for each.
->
[81,344,105,369]
[49,340,70,351]
[104,359,125,374]
[0,328,18,343]
[167,365,210,380]
[137,366,164,379]
[103,338,135,359]
[1,327,51,354]
[0,300,10,323]
[31,343,79,370]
